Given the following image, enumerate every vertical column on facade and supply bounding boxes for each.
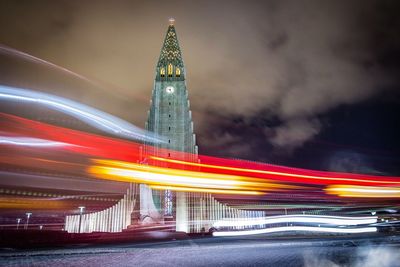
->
[209,195,213,226]
[218,203,224,220]
[125,187,130,227]
[116,202,120,232]
[81,214,85,233]
[86,214,90,233]
[114,203,118,232]
[199,197,202,231]
[176,191,188,233]
[125,192,130,229]
[192,192,195,233]
[88,214,92,233]
[75,215,79,233]
[112,205,117,232]
[109,206,113,232]
[70,216,74,233]
[99,210,103,232]
[118,201,123,231]
[106,207,111,232]
[215,202,219,223]
[91,213,95,232]
[98,211,102,232]
[103,209,107,232]
[93,212,97,232]
[65,216,69,232]
[112,205,116,232]
[121,195,126,231]
[128,187,132,227]
[66,215,70,232]
[198,194,202,233]
[192,193,196,233]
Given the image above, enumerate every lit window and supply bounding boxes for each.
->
[168,63,173,77]
[176,68,181,77]
[160,68,165,77]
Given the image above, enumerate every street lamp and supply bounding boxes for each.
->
[24,212,32,230]
[16,218,21,230]
[78,206,85,233]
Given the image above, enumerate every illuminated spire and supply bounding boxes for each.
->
[157,19,184,69]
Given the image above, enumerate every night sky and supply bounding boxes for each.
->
[0,0,399,174]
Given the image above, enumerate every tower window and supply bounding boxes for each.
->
[168,63,173,77]
[169,114,171,118]
[160,68,165,77]
[168,139,170,143]
[169,126,171,131]
[169,102,171,105]
[176,67,181,77]
[168,153,171,157]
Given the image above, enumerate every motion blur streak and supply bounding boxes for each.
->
[326,185,400,198]
[88,159,299,192]
[151,156,400,186]
[149,185,263,195]
[212,226,377,237]
[0,85,161,143]
[0,136,69,147]
[0,44,99,87]
[0,196,70,210]
[213,214,377,228]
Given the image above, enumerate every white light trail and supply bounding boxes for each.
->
[212,226,377,237]
[0,85,163,143]
[0,136,69,147]
[213,214,377,228]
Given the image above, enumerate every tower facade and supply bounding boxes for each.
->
[142,19,198,232]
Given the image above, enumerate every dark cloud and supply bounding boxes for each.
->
[0,0,399,169]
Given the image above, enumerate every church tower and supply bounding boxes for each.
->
[143,19,198,232]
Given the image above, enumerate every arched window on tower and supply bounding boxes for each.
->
[176,67,181,77]
[160,68,165,77]
[168,63,173,77]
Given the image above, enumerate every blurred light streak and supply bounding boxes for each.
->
[0,85,162,143]
[326,185,400,198]
[88,159,300,193]
[149,185,263,195]
[0,196,70,210]
[0,136,69,147]
[0,44,100,87]
[213,214,377,228]
[150,156,400,186]
[212,226,377,237]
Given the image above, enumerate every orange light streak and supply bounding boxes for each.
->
[150,156,400,186]
[326,185,400,198]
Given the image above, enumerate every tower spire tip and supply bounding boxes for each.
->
[169,18,175,25]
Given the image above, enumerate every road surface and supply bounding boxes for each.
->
[1,234,400,266]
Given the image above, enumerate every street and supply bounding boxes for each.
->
[1,234,400,267]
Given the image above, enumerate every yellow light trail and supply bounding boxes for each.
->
[150,156,400,185]
[326,185,400,198]
[149,185,263,195]
[87,159,302,194]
